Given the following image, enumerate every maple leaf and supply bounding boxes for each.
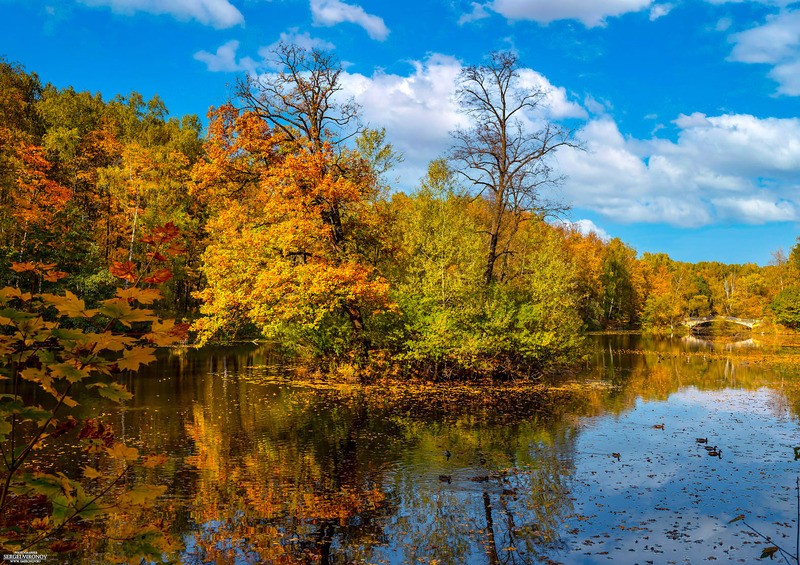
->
[10,262,37,273]
[141,454,168,468]
[82,466,102,480]
[115,287,162,305]
[89,382,133,402]
[42,269,68,282]
[118,484,167,506]
[166,240,185,256]
[117,346,157,371]
[145,250,168,262]
[142,268,172,284]
[51,415,78,438]
[50,362,90,384]
[150,221,180,244]
[30,516,49,530]
[145,319,189,346]
[42,291,96,318]
[19,367,58,398]
[760,546,779,560]
[78,418,115,446]
[86,331,136,352]
[0,287,31,303]
[49,540,78,553]
[99,298,155,327]
[109,260,136,282]
[106,442,139,462]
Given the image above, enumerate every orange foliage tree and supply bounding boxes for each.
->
[193,99,392,357]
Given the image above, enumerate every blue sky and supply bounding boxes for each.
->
[3,0,800,264]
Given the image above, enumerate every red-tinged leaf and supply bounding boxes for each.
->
[42,270,68,282]
[145,320,189,346]
[10,262,37,273]
[760,546,779,559]
[142,268,172,284]
[109,260,136,283]
[51,416,78,438]
[150,222,180,244]
[49,540,78,553]
[78,419,114,446]
[166,240,186,256]
[146,251,168,262]
[117,346,157,371]
[115,287,162,305]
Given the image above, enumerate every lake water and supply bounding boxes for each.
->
[80,335,800,563]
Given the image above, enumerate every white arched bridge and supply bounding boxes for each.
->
[682,316,760,330]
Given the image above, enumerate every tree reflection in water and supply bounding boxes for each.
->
[61,337,800,563]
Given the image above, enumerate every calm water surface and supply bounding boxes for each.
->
[93,335,800,563]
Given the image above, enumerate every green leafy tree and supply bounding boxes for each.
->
[770,286,800,328]
[389,161,583,378]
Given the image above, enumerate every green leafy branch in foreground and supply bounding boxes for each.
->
[0,223,188,562]
[728,476,800,564]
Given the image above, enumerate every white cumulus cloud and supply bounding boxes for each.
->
[727,8,800,95]
[770,58,800,95]
[194,39,256,72]
[458,2,491,25]
[564,219,612,240]
[729,9,800,63]
[259,28,336,60]
[340,55,466,184]
[79,0,244,28]
[487,0,653,27]
[557,113,800,226]
[195,30,335,73]
[310,0,389,40]
[712,197,796,222]
[649,3,674,20]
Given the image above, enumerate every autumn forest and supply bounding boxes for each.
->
[3,47,798,380]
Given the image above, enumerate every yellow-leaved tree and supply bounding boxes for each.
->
[193,44,393,360]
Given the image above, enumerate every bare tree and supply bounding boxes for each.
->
[450,51,578,286]
[235,42,360,153]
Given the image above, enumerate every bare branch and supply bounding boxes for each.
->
[448,50,581,285]
[234,42,361,151]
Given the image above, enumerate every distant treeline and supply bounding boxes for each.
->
[2,51,798,379]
